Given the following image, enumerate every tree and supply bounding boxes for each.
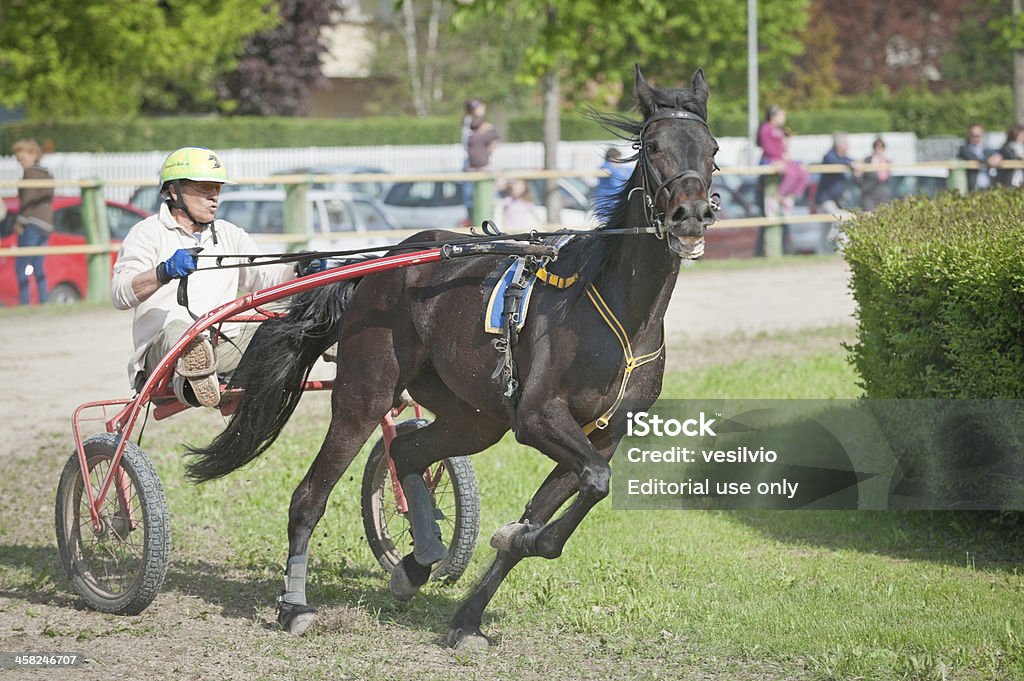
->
[216,0,339,116]
[449,0,809,218]
[367,3,538,117]
[0,0,278,120]
[784,1,840,105]
[821,0,964,94]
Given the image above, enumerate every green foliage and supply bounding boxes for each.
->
[844,188,1024,399]
[506,114,616,142]
[842,86,1013,137]
[452,0,811,108]
[0,115,459,152]
[943,1,1016,90]
[369,3,538,117]
[0,0,278,120]
[4,108,901,153]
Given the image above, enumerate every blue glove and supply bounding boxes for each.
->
[297,256,348,277]
[157,247,201,284]
[299,257,327,277]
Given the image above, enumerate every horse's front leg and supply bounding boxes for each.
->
[492,404,613,560]
[447,464,580,651]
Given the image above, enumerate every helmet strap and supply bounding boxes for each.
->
[165,179,219,245]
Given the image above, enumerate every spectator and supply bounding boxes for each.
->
[957,123,999,191]
[593,147,632,211]
[993,123,1024,188]
[757,105,787,165]
[12,138,54,305]
[461,99,485,217]
[498,179,536,231]
[776,127,809,214]
[816,131,861,215]
[467,117,499,171]
[110,146,295,407]
[461,98,485,154]
[859,136,892,211]
[758,110,809,218]
[465,116,501,221]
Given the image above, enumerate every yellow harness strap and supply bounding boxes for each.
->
[582,285,664,435]
[532,264,661,436]
[536,266,579,289]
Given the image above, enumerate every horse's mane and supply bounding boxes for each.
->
[545,82,708,302]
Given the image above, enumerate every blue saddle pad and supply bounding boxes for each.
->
[485,261,537,335]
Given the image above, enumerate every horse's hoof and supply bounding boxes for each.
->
[447,626,491,651]
[489,521,532,552]
[277,601,318,636]
[413,537,448,566]
[389,561,421,602]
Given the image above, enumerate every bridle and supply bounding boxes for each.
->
[630,108,720,240]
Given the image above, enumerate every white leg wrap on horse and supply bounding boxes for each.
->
[282,554,308,606]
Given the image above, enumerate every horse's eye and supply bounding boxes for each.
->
[646,141,659,154]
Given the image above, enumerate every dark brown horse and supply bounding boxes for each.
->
[186,66,719,649]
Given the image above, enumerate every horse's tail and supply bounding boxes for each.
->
[184,280,358,482]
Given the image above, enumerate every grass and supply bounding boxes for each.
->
[2,325,1022,679]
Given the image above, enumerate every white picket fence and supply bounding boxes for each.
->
[0,133,919,204]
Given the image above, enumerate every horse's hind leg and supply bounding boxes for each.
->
[386,385,507,599]
[277,351,401,635]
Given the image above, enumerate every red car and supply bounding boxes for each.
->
[0,196,148,305]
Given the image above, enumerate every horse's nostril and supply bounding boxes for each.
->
[671,206,686,223]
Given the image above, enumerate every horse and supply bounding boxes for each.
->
[186,65,719,649]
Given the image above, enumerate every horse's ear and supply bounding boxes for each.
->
[691,68,710,104]
[635,64,658,117]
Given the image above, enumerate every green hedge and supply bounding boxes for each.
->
[2,83,1013,152]
[3,108,895,153]
[844,188,1024,518]
[709,109,893,137]
[1,115,458,153]
[845,188,1024,399]
[844,85,1013,138]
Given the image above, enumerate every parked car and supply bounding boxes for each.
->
[216,189,405,253]
[381,173,592,231]
[0,196,149,305]
[269,165,390,199]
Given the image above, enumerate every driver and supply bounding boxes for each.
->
[111,147,296,407]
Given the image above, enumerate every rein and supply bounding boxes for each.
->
[188,226,662,272]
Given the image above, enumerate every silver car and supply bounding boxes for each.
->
[217,189,406,253]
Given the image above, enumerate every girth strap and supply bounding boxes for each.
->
[581,285,665,435]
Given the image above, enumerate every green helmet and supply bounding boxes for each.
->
[159,147,233,186]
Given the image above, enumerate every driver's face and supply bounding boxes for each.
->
[177,181,222,224]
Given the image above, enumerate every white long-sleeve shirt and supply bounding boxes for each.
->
[111,203,293,385]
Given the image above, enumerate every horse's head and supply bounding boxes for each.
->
[635,66,719,259]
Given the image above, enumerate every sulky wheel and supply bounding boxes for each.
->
[55,433,171,615]
[361,419,480,584]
